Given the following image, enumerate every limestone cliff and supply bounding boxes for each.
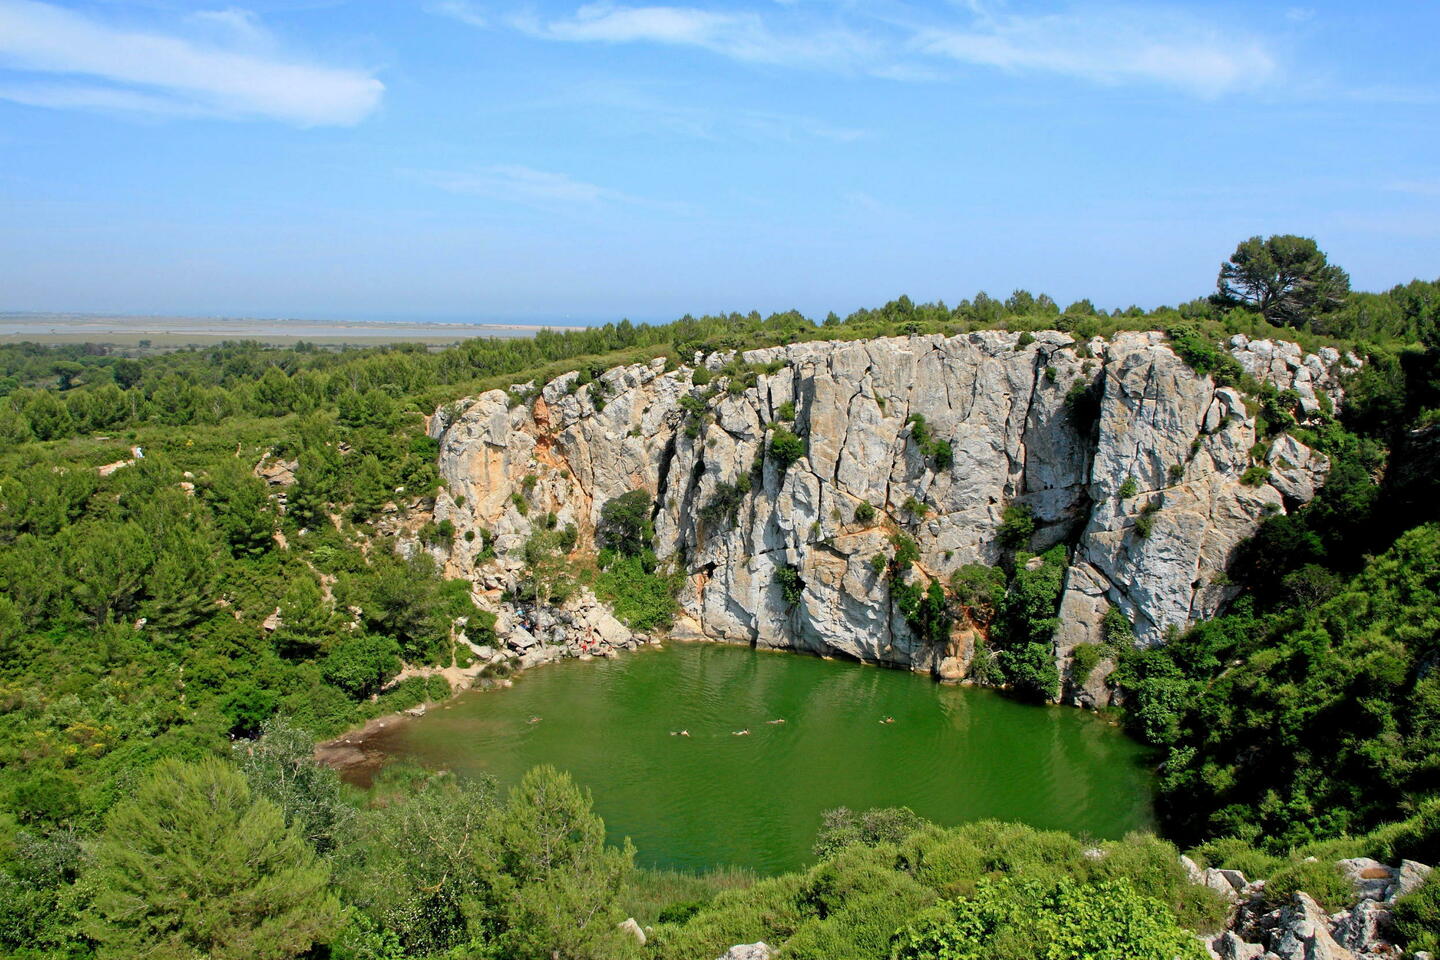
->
[427,330,1356,698]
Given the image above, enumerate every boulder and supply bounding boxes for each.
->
[617,917,645,946]
[716,944,772,960]
[1268,893,1353,960]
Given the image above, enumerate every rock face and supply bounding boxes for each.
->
[430,331,1354,691]
[1202,856,1431,960]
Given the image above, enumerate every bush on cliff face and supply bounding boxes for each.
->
[768,425,806,473]
[598,489,655,557]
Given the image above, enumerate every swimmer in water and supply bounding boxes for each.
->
[732,728,750,736]
[765,718,785,725]
[880,716,895,724]
[528,716,541,724]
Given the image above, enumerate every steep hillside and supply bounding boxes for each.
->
[425,330,1356,698]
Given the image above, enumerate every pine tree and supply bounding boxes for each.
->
[84,757,340,960]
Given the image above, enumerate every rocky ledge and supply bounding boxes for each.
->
[425,330,1357,701]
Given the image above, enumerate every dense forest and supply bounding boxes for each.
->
[3,237,1440,957]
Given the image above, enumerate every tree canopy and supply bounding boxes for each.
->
[1216,234,1351,328]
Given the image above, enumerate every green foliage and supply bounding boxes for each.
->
[1259,859,1353,912]
[1118,476,1139,499]
[853,500,876,524]
[949,564,1007,627]
[594,554,681,630]
[812,806,925,859]
[768,425,806,473]
[691,364,712,386]
[903,495,929,518]
[698,472,752,531]
[776,400,796,420]
[895,877,1208,960]
[656,818,1224,960]
[1240,464,1271,486]
[1166,323,1245,386]
[83,757,340,959]
[1394,876,1440,953]
[322,633,402,698]
[907,413,955,469]
[598,489,655,556]
[890,532,920,571]
[1130,525,1440,848]
[1069,643,1104,683]
[774,564,806,606]
[1217,235,1351,329]
[997,503,1035,548]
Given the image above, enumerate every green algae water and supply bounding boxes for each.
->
[356,642,1155,873]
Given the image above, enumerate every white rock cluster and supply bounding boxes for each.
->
[428,331,1356,694]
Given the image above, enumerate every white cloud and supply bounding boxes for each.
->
[915,7,1277,97]
[426,1,488,29]
[516,2,1279,97]
[516,3,875,69]
[418,165,635,207]
[0,0,383,125]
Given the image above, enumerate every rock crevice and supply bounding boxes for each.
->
[429,331,1356,692]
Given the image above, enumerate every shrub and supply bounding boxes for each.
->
[1261,859,1353,913]
[903,496,929,519]
[853,501,876,524]
[895,877,1208,960]
[1168,464,1185,484]
[691,365,712,385]
[1118,476,1139,499]
[774,565,805,606]
[1240,465,1271,487]
[1070,643,1104,683]
[1000,642,1060,701]
[768,426,807,473]
[595,554,681,630]
[997,503,1035,548]
[890,533,920,570]
[510,491,528,516]
[322,634,402,698]
[869,553,887,575]
[1017,332,1036,347]
[776,400,796,420]
[813,806,925,860]
[1394,876,1440,953]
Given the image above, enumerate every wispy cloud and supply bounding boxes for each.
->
[0,0,383,125]
[514,3,877,70]
[426,1,488,29]
[417,165,638,208]
[915,6,1277,97]
[502,2,1282,98]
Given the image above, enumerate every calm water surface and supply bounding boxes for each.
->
[358,642,1155,873]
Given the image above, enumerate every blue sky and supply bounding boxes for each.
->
[0,0,1437,324]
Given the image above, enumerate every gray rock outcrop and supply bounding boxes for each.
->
[429,331,1354,691]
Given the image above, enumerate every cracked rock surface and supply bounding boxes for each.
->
[429,331,1354,690]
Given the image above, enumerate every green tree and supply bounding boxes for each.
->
[322,632,402,698]
[598,489,655,556]
[1216,235,1350,328]
[236,717,353,854]
[480,765,638,960]
[84,757,340,960]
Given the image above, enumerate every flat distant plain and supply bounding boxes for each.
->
[0,312,583,347]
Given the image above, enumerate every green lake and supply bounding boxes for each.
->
[355,642,1156,873]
